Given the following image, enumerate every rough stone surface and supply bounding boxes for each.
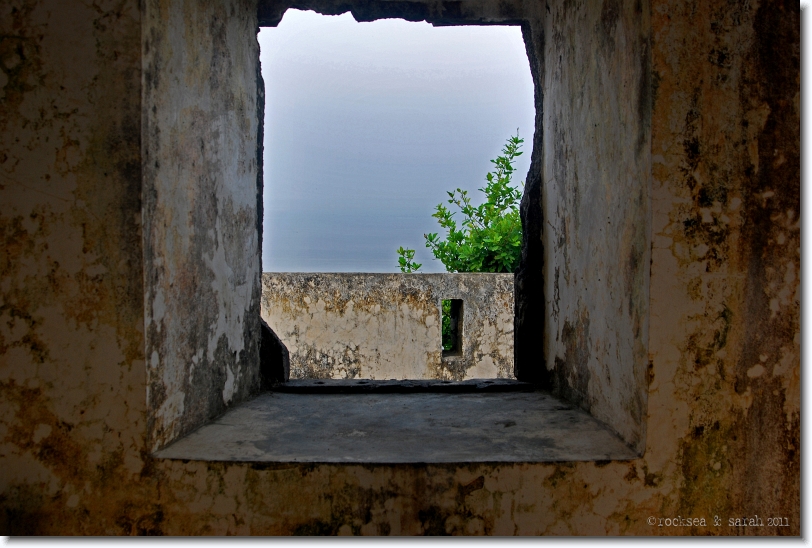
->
[261,273,515,381]
[538,0,652,452]
[514,7,546,388]
[154,392,638,463]
[142,0,263,451]
[0,0,800,536]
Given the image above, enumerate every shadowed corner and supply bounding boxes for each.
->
[260,318,290,388]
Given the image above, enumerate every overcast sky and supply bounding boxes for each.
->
[259,10,535,272]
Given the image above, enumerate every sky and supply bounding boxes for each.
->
[259,10,536,272]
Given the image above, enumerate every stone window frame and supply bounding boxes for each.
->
[143,0,652,460]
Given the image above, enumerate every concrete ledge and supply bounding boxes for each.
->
[274,378,534,393]
[153,392,638,464]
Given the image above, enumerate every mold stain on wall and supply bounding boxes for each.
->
[0,0,800,536]
[142,0,263,451]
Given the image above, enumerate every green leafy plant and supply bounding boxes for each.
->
[441,299,453,351]
[397,132,524,274]
[396,246,422,273]
[397,133,525,347]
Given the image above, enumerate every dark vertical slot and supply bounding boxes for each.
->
[442,299,463,355]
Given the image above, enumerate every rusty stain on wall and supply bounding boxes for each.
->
[0,0,800,536]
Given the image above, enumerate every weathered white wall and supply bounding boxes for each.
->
[537,0,651,451]
[142,0,263,451]
[261,273,515,380]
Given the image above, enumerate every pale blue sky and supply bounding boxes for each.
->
[259,10,535,272]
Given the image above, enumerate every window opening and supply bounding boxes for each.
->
[441,299,463,355]
[148,2,650,463]
[258,9,533,381]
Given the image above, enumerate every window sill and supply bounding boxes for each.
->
[273,378,534,394]
[153,383,638,464]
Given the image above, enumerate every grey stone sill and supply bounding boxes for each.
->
[153,386,639,464]
[274,378,535,394]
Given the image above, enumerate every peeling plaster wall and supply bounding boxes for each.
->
[538,0,651,451]
[142,0,263,450]
[0,0,800,536]
[0,0,152,533]
[262,273,515,380]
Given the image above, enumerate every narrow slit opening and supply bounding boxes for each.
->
[442,299,463,356]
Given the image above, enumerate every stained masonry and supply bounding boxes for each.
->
[261,273,515,381]
[0,0,800,536]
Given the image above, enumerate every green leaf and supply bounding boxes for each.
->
[406,131,524,274]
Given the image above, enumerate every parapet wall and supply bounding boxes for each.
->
[261,273,514,381]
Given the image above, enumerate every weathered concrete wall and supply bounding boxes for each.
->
[0,0,153,533]
[142,0,263,450]
[0,0,800,536]
[538,0,652,451]
[262,273,515,380]
[645,0,799,524]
